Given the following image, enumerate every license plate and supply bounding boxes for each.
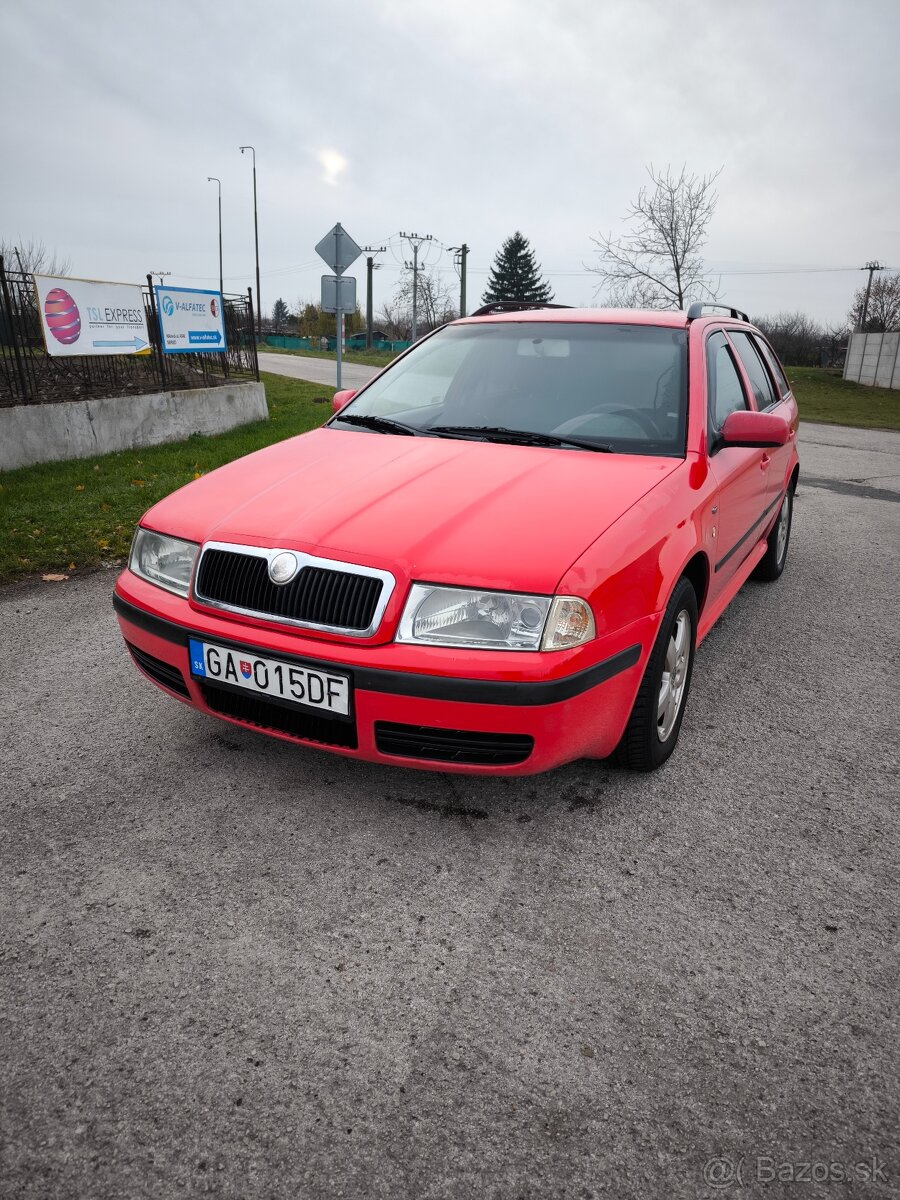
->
[189,639,351,717]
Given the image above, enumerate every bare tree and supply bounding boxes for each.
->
[753,311,849,368]
[377,299,411,342]
[0,237,71,276]
[589,165,723,309]
[386,268,457,338]
[847,274,900,332]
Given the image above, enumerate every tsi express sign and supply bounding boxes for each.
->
[155,285,227,354]
[34,274,150,357]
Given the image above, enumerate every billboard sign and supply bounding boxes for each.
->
[321,275,357,314]
[155,285,227,354]
[34,274,150,357]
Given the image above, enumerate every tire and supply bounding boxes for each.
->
[753,482,794,582]
[613,577,698,772]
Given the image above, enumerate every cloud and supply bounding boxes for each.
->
[316,149,348,188]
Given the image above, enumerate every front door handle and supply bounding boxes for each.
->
[760,453,771,467]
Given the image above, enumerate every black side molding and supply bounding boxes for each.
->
[113,593,642,707]
[715,489,784,574]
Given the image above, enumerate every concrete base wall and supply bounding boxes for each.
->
[844,332,900,389]
[0,381,268,472]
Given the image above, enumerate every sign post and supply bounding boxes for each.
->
[315,223,361,389]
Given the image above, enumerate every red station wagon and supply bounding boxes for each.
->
[114,302,799,774]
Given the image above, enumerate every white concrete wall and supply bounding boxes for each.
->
[0,381,268,472]
[843,332,900,389]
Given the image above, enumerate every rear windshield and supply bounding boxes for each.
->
[337,322,688,456]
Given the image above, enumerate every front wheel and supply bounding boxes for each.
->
[613,577,697,772]
[753,483,793,582]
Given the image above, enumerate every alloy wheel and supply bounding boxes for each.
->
[657,610,691,743]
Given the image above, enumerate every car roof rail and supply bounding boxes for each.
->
[686,302,750,322]
[470,301,574,317]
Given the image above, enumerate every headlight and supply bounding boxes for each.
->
[396,585,594,652]
[129,527,199,597]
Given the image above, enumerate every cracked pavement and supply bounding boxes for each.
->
[1,421,898,1198]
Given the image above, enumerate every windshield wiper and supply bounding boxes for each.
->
[333,413,422,436]
[426,424,614,452]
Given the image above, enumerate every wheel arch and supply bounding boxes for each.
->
[680,550,710,616]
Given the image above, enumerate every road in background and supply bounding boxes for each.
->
[257,350,379,391]
[2,424,898,1197]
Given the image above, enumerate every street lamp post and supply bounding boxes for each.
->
[207,176,223,298]
[239,146,261,339]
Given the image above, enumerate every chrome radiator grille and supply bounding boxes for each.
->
[194,545,390,635]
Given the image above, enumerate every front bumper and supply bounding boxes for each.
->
[113,574,655,775]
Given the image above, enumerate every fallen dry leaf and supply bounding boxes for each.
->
[42,573,69,583]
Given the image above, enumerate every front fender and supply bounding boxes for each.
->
[557,460,713,636]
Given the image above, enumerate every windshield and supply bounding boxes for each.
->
[331,321,688,456]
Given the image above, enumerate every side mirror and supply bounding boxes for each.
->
[720,409,790,449]
[331,389,356,414]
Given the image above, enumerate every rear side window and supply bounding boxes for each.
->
[755,337,791,399]
[706,331,748,432]
[729,331,777,410]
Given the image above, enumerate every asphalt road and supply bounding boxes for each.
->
[2,423,899,1198]
[257,350,380,391]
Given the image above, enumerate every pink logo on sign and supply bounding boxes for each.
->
[44,288,81,345]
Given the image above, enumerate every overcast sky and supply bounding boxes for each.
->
[2,0,898,326]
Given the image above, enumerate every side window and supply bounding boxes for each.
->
[706,331,748,434]
[755,336,791,399]
[729,331,777,410]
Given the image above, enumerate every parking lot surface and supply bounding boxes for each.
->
[2,423,898,1198]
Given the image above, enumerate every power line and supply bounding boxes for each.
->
[462,264,895,277]
[859,260,885,330]
[399,231,433,342]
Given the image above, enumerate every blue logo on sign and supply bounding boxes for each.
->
[162,295,175,316]
[188,639,206,677]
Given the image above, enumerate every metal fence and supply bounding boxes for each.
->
[0,258,259,408]
[264,335,411,353]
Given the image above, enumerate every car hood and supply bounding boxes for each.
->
[142,428,680,594]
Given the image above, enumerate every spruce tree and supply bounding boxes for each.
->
[482,232,554,305]
[272,297,290,332]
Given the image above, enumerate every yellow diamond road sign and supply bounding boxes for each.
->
[315,223,362,277]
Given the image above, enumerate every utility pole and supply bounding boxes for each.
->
[239,146,261,339]
[859,260,884,330]
[399,231,433,342]
[151,270,171,288]
[207,177,223,298]
[449,243,469,317]
[362,245,386,348]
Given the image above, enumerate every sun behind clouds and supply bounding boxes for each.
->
[316,148,348,187]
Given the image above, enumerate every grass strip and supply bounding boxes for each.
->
[1,367,897,584]
[0,373,330,582]
[788,366,898,430]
